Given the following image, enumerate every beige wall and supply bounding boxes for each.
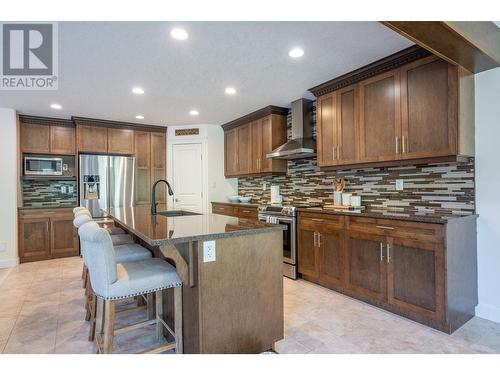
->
[0,108,19,268]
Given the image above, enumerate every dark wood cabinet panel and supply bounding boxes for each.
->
[50,217,78,257]
[135,167,151,204]
[316,93,336,167]
[401,56,457,159]
[50,126,75,155]
[77,125,108,153]
[336,85,358,164]
[20,123,51,153]
[18,218,51,262]
[359,70,401,163]
[224,129,238,177]
[134,131,151,168]
[107,128,134,155]
[387,237,445,322]
[298,228,319,280]
[250,120,261,173]
[237,124,251,175]
[345,231,386,303]
[318,229,344,289]
[151,168,167,203]
[150,132,166,169]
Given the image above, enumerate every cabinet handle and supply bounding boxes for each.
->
[241,210,251,213]
[402,136,406,153]
[332,146,336,160]
[311,218,324,222]
[376,225,395,230]
[405,136,409,153]
[337,145,340,160]
[46,221,50,233]
[380,242,385,262]
[387,244,391,263]
[317,233,322,247]
[313,232,317,247]
[395,136,399,154]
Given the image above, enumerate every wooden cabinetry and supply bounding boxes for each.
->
[77,124,108,153]
[211,203,258,219]
[222,106,288,177]
[20,116,75,155]
[311,47,474,169]
[150,132,167,203]
[18,208,78,263]
[297,210,477,333]
[107,128,134,155]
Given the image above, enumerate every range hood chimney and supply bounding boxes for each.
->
[266,98,316,160]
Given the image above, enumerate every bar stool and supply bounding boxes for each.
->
[74,209,135,246]
[79,223,183,354]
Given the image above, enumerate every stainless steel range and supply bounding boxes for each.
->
[258,205,298,279]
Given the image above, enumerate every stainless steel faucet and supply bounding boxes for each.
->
[151,179,174,215]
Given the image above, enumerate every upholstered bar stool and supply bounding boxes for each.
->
[79,223,183,354]
[74,209,134,246]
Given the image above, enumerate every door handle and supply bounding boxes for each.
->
[387,244,391,263]
[175,198,180,202]
[380,242,385,262]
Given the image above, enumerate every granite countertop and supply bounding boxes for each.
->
[211,201,259,208]
[107,205,285,246]
[299,207,478,224]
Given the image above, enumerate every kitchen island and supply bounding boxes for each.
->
[107,205,285,354]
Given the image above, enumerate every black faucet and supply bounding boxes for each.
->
[151,179,174,215]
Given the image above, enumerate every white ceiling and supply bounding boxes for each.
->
[0,22,413,126]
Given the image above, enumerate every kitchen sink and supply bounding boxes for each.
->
[156,210,202,217]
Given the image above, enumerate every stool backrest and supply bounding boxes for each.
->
[73,206,88,214]
[73,213,92,228]
[78,222,118,297]
[75,209,91,218]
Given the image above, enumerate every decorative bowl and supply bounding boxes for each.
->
[228,195,240,203]
[239,197,251,203]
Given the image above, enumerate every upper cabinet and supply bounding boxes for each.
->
[107,128,134,155]
[76,124,108,153]
[222,106,288,177]
[310,46,474,169]
[20,116,75,155]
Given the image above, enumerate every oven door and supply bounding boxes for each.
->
[25,157,63,175]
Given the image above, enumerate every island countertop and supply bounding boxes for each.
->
[107,205,285,246]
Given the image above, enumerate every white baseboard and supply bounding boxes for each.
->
[476,303,500,324]
[0,257,18,269]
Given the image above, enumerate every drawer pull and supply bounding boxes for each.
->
[376,225,395,230]
[241,210,251,213]
[311,218,324,222]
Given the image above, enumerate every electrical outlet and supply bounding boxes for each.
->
[60,185,66,194]
[262,183,267,191]
[0,243,6,252]
[68,185,74,194]
[203,241,216,263]
[395,179,404,191]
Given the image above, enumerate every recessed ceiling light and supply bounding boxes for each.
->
[132,87,144,95]
[50,103,62,110]
[189,110,199,116]
[170,28,189,41]
[135,115,145,120]
[288,48,304,58]
[225,87,237,95]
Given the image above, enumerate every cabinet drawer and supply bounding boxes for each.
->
[299,212,344,231]
[346,216,443,243]
[212,204,237,217]
[237,207,257,219]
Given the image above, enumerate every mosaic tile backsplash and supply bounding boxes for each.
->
[238,104,475,216]
[22,179,78,208]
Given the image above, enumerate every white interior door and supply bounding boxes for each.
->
[172,143,204,212]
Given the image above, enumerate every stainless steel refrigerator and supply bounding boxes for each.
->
[79,154,135,218]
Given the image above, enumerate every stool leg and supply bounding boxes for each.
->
[147,293,155,320]
[94,297,104,354]
[102,300,116,354]
[155,291,164,340]
[174,286,183,354]
[88,293,97,341]
[82,264,88,287]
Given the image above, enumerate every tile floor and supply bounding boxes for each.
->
[1,257,499,354]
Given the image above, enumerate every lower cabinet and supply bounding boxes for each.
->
[297,211,476,333]
[211,203,258,219]
[19,209,78,263]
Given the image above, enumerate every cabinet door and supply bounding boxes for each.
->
[50,126,75,155]
[336,85,358,165]
[386,237,445,322]
[77,125,108,153]
[50,216,78,258]
[20,123,50,153]
[318,229,344,289]
[134,131,151,204]
[151,168,167,203]
[250,120,261,173]
[135,131,151,168]
[224,129,238,177]
[400,56,457,159]
[150,132,166,169]
[237,123,251,175]
[359,70,401,163]
[108,128,134,155]
[19,218,51,262]
[345,231,386,303]
[316,93,336,167]
[259,116,273,172]
[298,228,319,281]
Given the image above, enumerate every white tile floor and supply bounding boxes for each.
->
[1,257,499,354]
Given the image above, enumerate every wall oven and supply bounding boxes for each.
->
[258,205,298,279]
[24,156,63,176]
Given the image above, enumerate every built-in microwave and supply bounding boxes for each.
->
[24,156,63,176]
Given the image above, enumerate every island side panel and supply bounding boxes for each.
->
[198,231,284,353]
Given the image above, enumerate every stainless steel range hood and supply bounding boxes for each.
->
[266,98,316,159]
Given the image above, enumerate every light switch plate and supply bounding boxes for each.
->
[203,241,216,263]
[395,179,404,191]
